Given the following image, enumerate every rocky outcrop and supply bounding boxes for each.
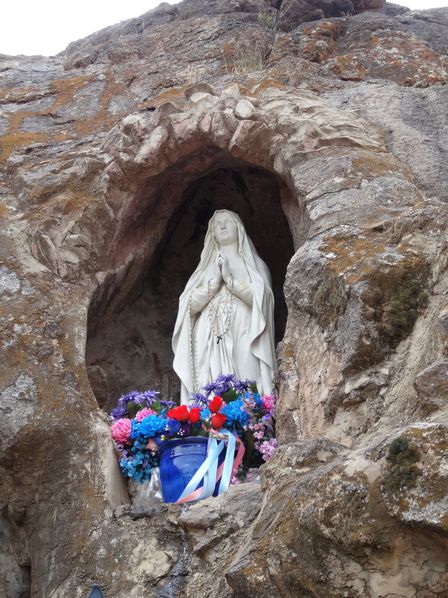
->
[290,11,448,86]
[227,430,448,596]
[274,0,385,31]
[414,361,448,414]
[1,1,448,597]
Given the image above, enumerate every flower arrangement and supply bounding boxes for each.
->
[110,374,277,484]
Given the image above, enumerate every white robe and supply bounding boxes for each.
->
[172,210,276,404]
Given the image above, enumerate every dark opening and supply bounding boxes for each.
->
[0,506,31,598]
[86,165,294,412]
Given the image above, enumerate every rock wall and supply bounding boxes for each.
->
[1,1,448,596]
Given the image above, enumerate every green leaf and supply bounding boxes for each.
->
[223,388,238,403]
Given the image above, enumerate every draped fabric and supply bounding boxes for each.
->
[172,210,276,404]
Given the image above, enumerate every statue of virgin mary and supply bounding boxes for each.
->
[172,210,276,404]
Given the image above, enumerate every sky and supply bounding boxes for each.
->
[1,0,447,57]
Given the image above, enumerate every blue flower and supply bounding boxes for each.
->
[131,415,167,440]
[253,392,263,408]
[242,391,262,408]
[167,419,181,435]
[200,408,211,420]
[221,399,250,427]
[119,451,155,483]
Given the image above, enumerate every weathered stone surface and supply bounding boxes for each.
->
[275,0,385,31]
[397,8,448,56]
[385,2,409,17]
[0,374,37,451]
[0,266,21,295]
[291,11,448,86]
[226,434,447,597]
[226,436,448,596]
[1,481,262,598]
[1,1,448,596]
[353,0,385,10]
[322,81,448,201]
[379,424,448,531]
[414,361,448,414]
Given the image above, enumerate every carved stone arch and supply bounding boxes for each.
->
[24,81,423,445]
[81,82,389,416]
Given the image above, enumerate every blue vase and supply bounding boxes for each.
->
[159,436,231,503]
[159,437,209,503]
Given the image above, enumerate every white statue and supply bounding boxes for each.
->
[172,210,276,404]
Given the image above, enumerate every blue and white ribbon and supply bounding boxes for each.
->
[176,430,242,503]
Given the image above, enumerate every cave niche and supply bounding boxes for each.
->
[86,161,294,412]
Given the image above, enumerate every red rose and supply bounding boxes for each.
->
[167,405,190,421]
[209,396,224,413]
[211,413,227,429]
[189,407,201,424]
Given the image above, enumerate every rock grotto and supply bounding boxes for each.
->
[1,0,448,596]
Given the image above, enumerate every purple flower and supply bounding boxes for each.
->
[116,446,130,458]
[111,405,127,420]
[133,393,147,405]
[204,374,236,395]
[135,389,159,405]
[217,373,235,383]
[215,373,236,393]
[160,400,176,408]
[118,390,140,406]
[262,415,275,436]
[203,374,255,396]
[233,378,255,393]
[203,381,219,394]
[191,392,208,405]
[259,438,278,462]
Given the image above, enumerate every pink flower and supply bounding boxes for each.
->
[135,408,157,422]
[249,423,264,433]
[111,418,132,444]
[259,438,278,462]
[262,394,276,414]
[146,438,159,452]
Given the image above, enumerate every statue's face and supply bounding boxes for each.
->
[213,213,238,246]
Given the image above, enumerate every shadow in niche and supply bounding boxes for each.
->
[86,165,294,412]
[0,505,31,598]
